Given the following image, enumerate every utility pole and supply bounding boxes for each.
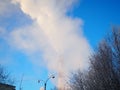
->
[44,83,46,90]
[19,74,24,90]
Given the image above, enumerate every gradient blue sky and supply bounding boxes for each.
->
[0,0,120,90]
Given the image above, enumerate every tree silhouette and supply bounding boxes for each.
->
[0,65,14,85]
[69,27,120,90]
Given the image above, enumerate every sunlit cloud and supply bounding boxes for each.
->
[8,0,91,88]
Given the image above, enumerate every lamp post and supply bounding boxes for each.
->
[38,75,55,90]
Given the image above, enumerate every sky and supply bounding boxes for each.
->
[0,0,120,90]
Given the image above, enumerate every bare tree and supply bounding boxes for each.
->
[108,27,120,79]
[0,65,14,85]
[88,40,120,90]
[69,70,86,90]
[69,27,120,90]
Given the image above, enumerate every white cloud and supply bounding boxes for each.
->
[10,0,91,88]
[0,0,17,17]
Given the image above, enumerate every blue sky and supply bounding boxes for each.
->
[0,0,120,90]
[74,0,120,47]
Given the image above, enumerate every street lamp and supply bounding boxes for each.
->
[38,75,55,90]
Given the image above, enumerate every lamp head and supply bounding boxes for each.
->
[52,75,55,79]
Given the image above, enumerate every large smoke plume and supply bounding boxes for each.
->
[10,0,91,88]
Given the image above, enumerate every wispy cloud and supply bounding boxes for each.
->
[0,0,17,17]
[6,0,91,88]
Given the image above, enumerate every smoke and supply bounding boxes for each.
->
[0,0,12,16]
[10,0,91,88]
